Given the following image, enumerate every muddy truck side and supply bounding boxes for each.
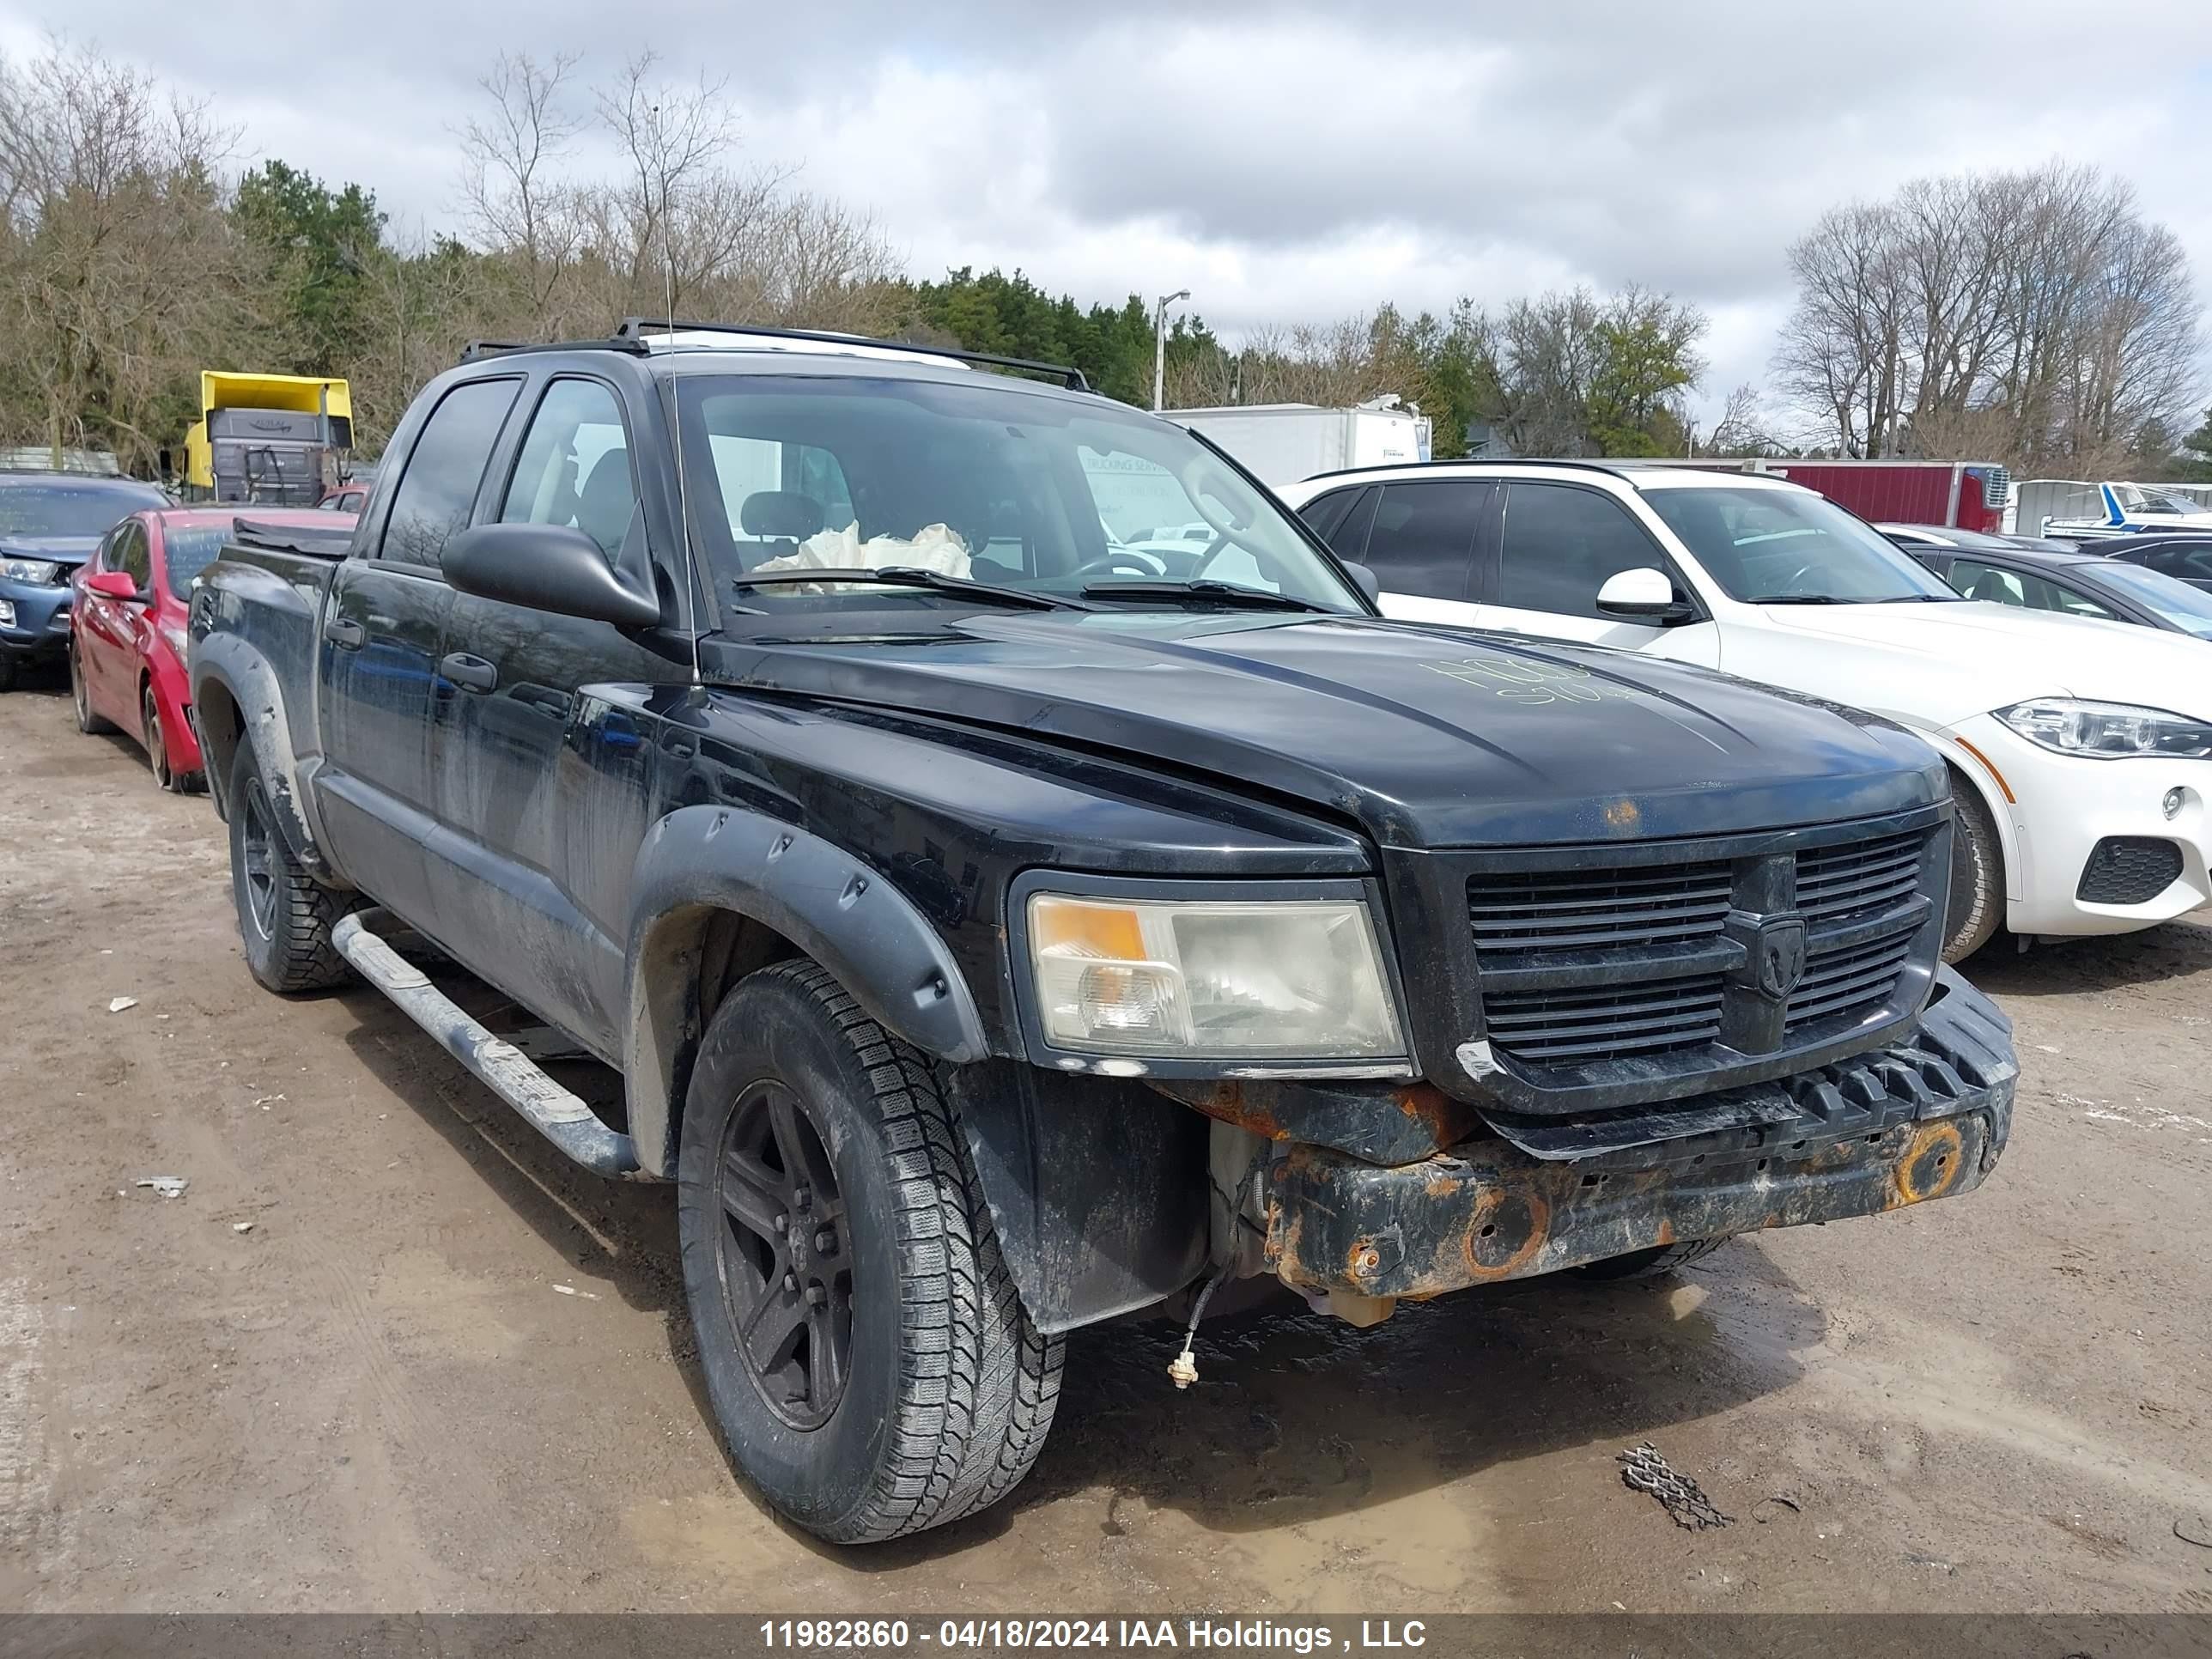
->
[186,325,2018,1544]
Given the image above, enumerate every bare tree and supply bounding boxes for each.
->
[592,51,740,311]
[1773,162,2202,471]
[456,50,583,331]
[1704,384,1790,458]
[0,39,263,471]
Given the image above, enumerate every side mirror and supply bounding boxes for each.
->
[1342,562,1382,605]
[1596,567,1696,623]
[441,523,662,629]
[85,571,140,601]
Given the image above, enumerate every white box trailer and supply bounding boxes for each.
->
[1164,401,1431,488]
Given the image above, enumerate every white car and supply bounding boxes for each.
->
[1279,460,2212,960]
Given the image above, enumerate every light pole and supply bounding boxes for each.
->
[1153,289,1189,412]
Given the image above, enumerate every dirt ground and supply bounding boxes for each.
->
[3,673,2210,1619]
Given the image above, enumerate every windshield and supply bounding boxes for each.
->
[2089,560,2212,637]
[0,481,166,540]
[1647,487,1959,604]
[676,374,1364,618]
[2124,486,2206,517]
[161,525,233,591]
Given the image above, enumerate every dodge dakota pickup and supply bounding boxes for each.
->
[189,321,2018,1544]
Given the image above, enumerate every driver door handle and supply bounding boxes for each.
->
[325,617,364,649]
[441,652,498,692]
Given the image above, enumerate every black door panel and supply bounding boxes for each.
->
[315,560,453,926]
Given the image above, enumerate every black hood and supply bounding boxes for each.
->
[702,611,1943,848]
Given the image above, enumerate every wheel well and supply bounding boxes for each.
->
[1943,757,2009,891]
[196,681,244,817]
[630,902,803,1174]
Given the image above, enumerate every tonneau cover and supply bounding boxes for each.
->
[233,518,355,558]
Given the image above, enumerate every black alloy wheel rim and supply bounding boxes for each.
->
[240,779,277,939]
[714,1079,854,1431]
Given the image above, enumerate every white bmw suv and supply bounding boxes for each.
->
[1279,460,2212,961]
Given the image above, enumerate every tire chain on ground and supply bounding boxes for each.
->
[1618,1442,1735,1530]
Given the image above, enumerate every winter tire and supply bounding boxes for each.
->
[678,959,1063,1543]
[228,745,354,993]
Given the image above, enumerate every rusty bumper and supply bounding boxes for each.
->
[1265,978,2016,1299]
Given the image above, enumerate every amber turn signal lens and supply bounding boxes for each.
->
[1029,896,1146,961]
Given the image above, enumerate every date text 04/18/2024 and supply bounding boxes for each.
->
[758,1620,1430,1651]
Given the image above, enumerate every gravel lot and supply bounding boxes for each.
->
[3,675,2209,1616]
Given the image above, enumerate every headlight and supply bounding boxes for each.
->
[1027,892,1404,1060]
[0,556,61,584]
[1996,698,2212,759]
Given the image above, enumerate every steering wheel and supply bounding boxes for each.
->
[1074,550,1168,580]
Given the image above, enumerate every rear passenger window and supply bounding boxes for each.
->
[1362,481,1483,600]
[501,379,636,564]
[1498,483,1669,619]
[379,379,520,568]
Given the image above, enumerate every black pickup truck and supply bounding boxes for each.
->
[189,322,2017,1544]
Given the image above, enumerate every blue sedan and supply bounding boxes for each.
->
[0,472,170,690]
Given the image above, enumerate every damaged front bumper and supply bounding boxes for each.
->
[1231,971,2014,1299]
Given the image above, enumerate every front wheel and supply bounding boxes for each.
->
[1942,772,2004,963]
[228,745,354,993]
[678,961,1063,1544]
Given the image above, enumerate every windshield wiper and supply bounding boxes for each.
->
[1079,578,1333,612]
[1875,592,1964,603]
[1745,592,1850,605]
[729,566,1084,611]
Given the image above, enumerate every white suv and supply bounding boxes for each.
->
[1279,460,2212,961]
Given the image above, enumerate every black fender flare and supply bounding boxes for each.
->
[188,636,342,883]
[623,804,989,1178]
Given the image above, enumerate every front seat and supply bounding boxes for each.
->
[574,451,637,560]
[1965,568,2024,606]
[739,490,827,565]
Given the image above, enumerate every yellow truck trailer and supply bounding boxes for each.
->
[177,372,353,505]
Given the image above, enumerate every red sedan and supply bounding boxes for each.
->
[70,507,351,791]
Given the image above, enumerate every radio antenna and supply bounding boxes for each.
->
[655,107,703,689]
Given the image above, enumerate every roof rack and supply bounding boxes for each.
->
[612,318,1091,391]
[1298,457,1637,484]
[459,337,649,364]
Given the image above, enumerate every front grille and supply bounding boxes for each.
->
[1796,830,1922,923]
[1466,814,1939,1087]
[2077,836,2182,905]
[1786,931,1915,1034]
[1483,972,1725,1066]
[1467,861,1732,951]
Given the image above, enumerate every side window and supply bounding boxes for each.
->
[1498,483,1671,620]
[2174,547,2212,583]
[378,379,520,567]
[1952,559,2113,619]
[1297,488,1360,544]
[1948,558,2025,607]
[1299,485,1379,562]
[501,379,637,565]
[1330,485,1380,562]
[116,522,152,589]
[1362,481,1484,600]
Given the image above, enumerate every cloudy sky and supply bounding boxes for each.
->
[6,1,2210,420]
